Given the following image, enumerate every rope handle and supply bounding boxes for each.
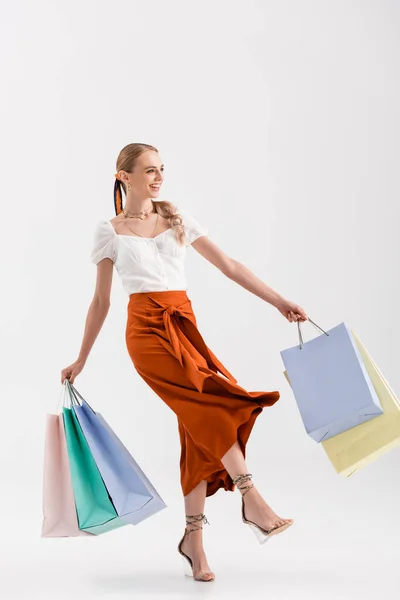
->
[297,317,329,349]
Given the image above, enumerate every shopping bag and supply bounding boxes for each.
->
[322,330,400,475]
[41,383,93,537]
[284,331,400,476]
[62,386,128,535]
[280,318,383,442]
[67,381,167,525]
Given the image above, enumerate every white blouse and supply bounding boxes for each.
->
[90,207,209,295]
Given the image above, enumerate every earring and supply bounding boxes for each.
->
[128,183,131,191]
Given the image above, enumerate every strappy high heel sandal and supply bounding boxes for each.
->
[177,513,215,582]
[232,473,294,544]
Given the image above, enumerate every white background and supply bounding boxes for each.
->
[1,0,399,598]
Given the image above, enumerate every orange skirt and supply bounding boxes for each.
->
[125,290,280,498]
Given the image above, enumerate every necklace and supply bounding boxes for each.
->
[124,213,160,238]
[123,203,155,220]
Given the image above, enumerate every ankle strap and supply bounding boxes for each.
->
[185,513,210,533]
[232,473,254,497]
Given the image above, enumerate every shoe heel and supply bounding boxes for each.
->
[247,522,271,545]
[181,554,193,577]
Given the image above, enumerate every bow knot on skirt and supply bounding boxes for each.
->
[125,290,280,498]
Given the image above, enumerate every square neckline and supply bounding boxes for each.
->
[106,220,172,240]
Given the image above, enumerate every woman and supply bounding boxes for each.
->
[61,143,308,582]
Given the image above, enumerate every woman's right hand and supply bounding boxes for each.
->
[61,359,85,385]
[275,298,308,323]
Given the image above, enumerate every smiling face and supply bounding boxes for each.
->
[120,150,164,199]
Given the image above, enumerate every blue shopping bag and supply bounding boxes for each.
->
[67,381,167,526]
[280,319,383,442]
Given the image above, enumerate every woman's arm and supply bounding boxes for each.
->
[61,259,114,383]
[191,236,307,322]
[77,258,114,364]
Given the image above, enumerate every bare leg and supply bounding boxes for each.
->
[180,479,214,580]
[220,441,293,530]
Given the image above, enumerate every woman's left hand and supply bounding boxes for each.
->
[275,298,308,323]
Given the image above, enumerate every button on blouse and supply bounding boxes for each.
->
[90,207,208,295]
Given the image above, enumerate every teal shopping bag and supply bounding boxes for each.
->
[62,405,127,534]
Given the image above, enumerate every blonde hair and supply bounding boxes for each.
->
[114,143,186,246]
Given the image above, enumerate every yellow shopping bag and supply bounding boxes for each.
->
[283,330,400,477]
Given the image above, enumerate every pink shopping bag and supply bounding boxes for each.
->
[41,401,93,538]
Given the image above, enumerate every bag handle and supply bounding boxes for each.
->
[297,318,329,349]
[64,379,96,414]
[55,379,76,413]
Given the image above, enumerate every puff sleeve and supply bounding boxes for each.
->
[179,208,209,246]
[90,220,118,264]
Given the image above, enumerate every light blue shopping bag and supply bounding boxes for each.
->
[66,381,167,526]
[280,319,383,442]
